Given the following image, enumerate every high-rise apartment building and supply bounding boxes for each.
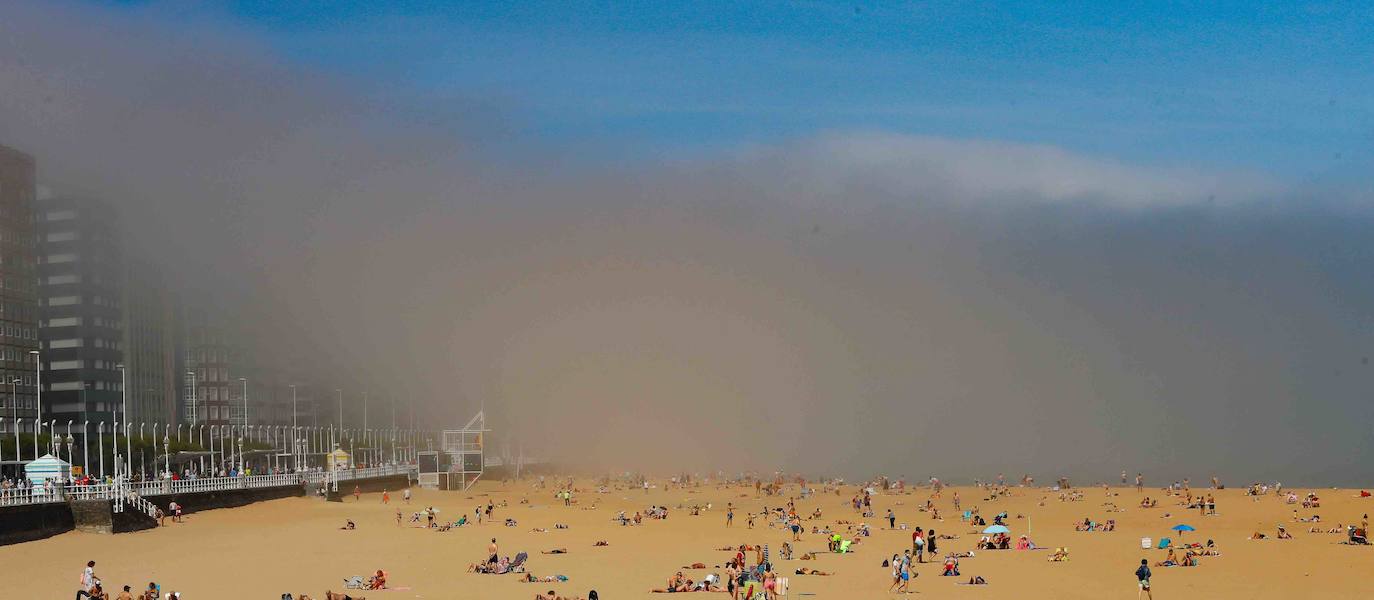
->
[35,195,125,425]
[0,145,41,434]
[124,260,182,425]
[183,306,235,426]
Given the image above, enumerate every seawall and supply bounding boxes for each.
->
[0,473,411,545]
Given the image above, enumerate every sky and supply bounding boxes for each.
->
[2,1,1373,484]
[217,1,1374,177]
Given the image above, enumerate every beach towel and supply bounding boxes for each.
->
[343,576,364,589]
[1157,538,1171,549]
[775,576,788,596]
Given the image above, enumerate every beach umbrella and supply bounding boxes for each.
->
[1171,524,1196,534]
[983,525,1011,534]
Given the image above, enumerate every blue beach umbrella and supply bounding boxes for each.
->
[983,525,1011,534]
[1171,524,1196,533]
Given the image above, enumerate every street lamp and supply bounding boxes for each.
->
[186,370,197,425]
[7,378,18,432]
[29,350,39,459]
[29,348,39,418]
[117,364,128,482]
[239,377,248,430]
[81,420,89,475]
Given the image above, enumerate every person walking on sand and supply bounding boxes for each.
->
[76,560,99,599]
[726,504,734,527]
[1135,558,1152,599]
[1135,473,1144,493]
[354,485,361,502]
[382,489,390,504]
[897,552,913,594]
[403,486,411,504]
[488,538,499,565]
[887,508,896,529]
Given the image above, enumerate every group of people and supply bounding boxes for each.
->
[74,561,178,600]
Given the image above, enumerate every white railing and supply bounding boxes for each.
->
[0,465,416,508]
[127,492,159,519]
[0,487,66,507]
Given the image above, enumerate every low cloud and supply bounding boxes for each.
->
[1,1,1371,484]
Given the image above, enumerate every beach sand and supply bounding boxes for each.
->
[2,480,1370,598]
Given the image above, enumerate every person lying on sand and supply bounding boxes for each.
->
[340,520,355,530]
[1154,549,1179,567]
[649,572,693,593]
[593,541,609,546]
[325,592,364,600]
[794,567,832,575]
[543,549,569,554]
[1276,526,1293,539]
[535,590,582,600]
[1249,531,1267,540]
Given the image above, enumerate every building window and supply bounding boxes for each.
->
[47,295,81,306]
[45,253,79,264]
[47,338,82,349]
[44,210,77,221]
[44,231,78,242]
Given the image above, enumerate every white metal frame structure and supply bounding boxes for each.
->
[420,410,486,491]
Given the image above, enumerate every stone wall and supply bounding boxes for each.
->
[0,502,74,545]
[71,499,114,534]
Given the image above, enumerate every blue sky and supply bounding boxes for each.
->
[121,1,1374,179]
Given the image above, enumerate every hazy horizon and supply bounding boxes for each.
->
[2,1,1372,485]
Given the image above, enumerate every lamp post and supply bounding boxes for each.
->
[29,350,40,459]
[82,421,89,477]
[7,378,18,434]
[290,385,298,471]
[138,422,146,479]
[187,370,197,425]
[97,422,104,479]
[29,348,39,421]
[239,377,248,430]
[118,364,128,481]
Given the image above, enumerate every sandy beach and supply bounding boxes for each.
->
[2,478,1371,599]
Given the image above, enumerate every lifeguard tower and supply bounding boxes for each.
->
[418,411,487,491]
